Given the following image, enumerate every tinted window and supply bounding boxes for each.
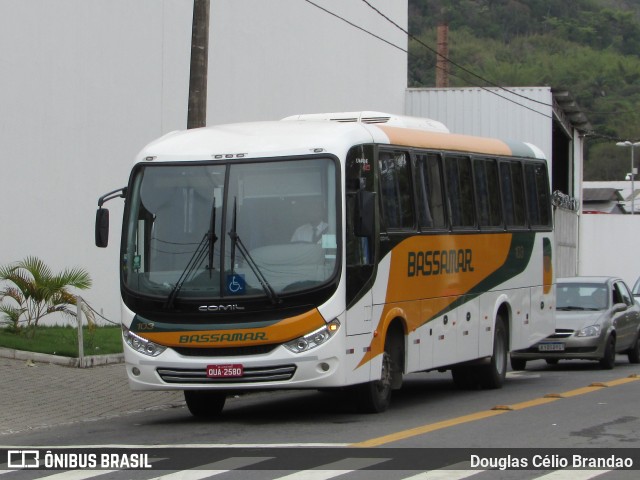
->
[474,158,502,227]
[415,153,446,229]
[500,161,526,228]
[524,162,552,228]
[445,156,475,228]
[379,150,414,229]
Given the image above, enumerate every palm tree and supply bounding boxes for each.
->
[0,256,92,337]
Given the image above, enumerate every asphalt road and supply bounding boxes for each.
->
[1,356,639,478]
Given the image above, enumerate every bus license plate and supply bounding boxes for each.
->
[538,343,565,352]
[206,364,243,378]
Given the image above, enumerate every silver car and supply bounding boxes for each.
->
[511,276,640,370]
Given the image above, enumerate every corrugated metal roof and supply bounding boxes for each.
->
[583,188,622,202]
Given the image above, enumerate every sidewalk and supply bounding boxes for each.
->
[0,355,184,436]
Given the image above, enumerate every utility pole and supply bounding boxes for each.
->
[187,0,210,129]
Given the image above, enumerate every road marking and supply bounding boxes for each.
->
[403,462,483,479]
[147,457,273,479]
[39,471,117,479]
[350,373,640,447]
[535,469,610,479]
[351,410,506,447]
[273,457,390,480]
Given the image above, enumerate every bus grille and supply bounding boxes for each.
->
[156,364,297,384]
[172,344,278,357]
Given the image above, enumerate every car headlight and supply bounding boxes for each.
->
[576,325,601,337]
[122,325,167,357]
[283,319,340,354]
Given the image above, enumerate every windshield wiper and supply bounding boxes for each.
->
[228,198,281,305]
[164,197,218,309]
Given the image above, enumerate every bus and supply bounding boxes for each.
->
[95,111,555,417]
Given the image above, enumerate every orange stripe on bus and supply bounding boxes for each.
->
[139,308,326,348]
[378,126,513,156]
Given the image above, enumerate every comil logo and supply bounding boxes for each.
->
[8,450,39,468]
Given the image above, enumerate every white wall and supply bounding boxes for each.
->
[208,0,407,124]
[0,0,407,324]
[579,215,640,287]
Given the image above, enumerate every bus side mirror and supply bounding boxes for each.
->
[354,190,376,237]
[95,208,110,248]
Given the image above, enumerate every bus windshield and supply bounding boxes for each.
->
[122,157,338,303]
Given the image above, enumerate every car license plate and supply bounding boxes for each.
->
[538,343,565,352]
[206,364,243,378]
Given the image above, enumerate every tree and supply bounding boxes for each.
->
[0,257,92,337]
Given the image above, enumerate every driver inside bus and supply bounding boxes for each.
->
[291,199,328,243]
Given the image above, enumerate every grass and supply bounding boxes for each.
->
[0,325,123,357]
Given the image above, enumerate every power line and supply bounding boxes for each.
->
[303,0,552,120]
[360,0,555,110]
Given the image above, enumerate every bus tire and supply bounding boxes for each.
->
[355,350,393,414]
[184,390,226,418]
[477,315,507,389]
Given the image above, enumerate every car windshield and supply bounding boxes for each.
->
[121,158,339,303]
[557,283,609,311]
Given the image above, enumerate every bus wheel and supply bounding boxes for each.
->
[355,350,393,413]
[184,390,226,418]
[477,315,507,389]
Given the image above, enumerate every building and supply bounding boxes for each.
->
[0,0,407,323]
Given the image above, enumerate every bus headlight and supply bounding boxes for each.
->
[284,319,340,354]
[122,325,167,357]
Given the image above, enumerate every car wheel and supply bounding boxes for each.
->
[627,332,640,364]
[599,336,616,370]
[510,357,527,371]
[184,390,226,418]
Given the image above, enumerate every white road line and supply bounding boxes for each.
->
[273,457,390,480]
[39,470,117,480]
[535,470,610,479]
[403,466,484,479]
[147,457,274,480]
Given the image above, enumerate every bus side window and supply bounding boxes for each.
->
[445,155,475,228]
[415,153,446,229]
[524,162,552,228]
[378,150,414,230]
[500,161,527,228]
[474,158,502,228]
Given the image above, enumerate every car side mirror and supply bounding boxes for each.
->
[95,208,110,248]
[612,302,627,313]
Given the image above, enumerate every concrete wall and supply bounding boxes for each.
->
[0,0,407,324]
[579,215,640,287]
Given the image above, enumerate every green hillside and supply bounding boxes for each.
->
[408,0,640,180]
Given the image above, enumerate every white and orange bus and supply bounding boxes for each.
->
[95,111,555,416]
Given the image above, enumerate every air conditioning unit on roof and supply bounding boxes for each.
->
[282,111,449,133]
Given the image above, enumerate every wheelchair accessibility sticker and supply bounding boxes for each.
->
[226,274,246,295]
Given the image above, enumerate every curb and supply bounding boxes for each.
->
[0,347,124,368]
